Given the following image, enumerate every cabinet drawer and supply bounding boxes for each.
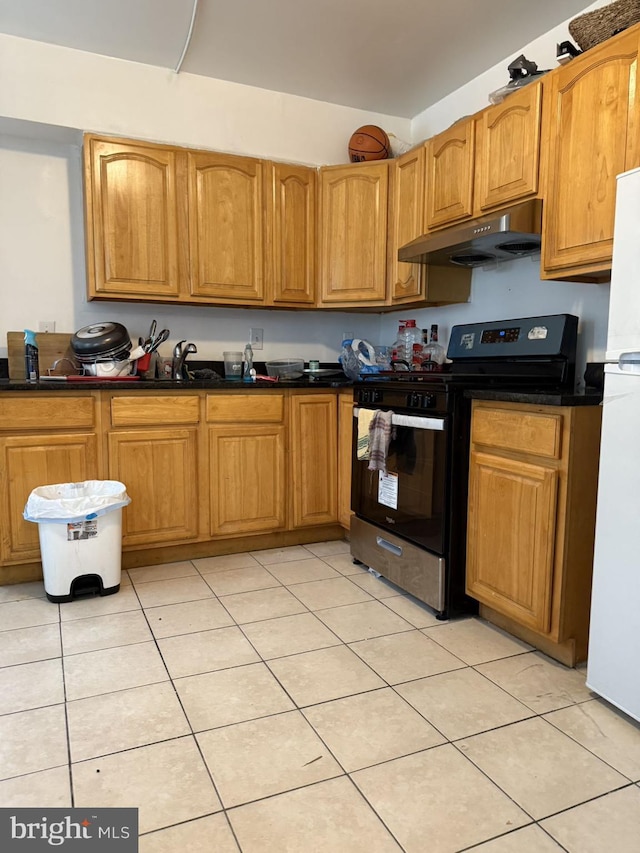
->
[206,394,284,423]
[0,397,95,430]
[111,396,200,426]
[472,408,562,459]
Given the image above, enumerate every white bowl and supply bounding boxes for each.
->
[83,360,132,377]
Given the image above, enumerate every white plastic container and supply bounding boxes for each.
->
[24,480,130,602]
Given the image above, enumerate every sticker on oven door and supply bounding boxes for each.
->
[460,332,475,350]
[378,471,398,510]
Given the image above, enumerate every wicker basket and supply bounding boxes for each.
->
[569,0,640,51]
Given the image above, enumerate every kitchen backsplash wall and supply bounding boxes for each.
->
[379,267,610,389]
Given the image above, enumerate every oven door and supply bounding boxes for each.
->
[351,407,448,554]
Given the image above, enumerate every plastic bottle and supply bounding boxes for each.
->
[401,320,421,366]
[243,343,254,381]
[392,320,407,362]
[24,329,39,382]
[422,324,446,367]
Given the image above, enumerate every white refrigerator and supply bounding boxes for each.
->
[587,166,640,722]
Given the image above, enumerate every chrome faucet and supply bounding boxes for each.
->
[173,342,197,380]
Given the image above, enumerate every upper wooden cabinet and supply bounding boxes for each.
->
[388,146,471,308]
[387,146,424,303]
[187,151,265,303]
[475,82,543,212]
[318,161,389,306]
[425,117,475,230]
[542,26,640,280]
[84,136,183,300]
[264,162,316,306]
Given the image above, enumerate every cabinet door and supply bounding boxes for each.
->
[319,162,388,305]
[85,137,182,300]
[209,425,286,536]
[265,163,316,305]
[425,118,475,229]
[543,28,640,277]
[338,391,354,529]
[108,428,199,546]
[290,394,338,527]
[466,450,558,633]
[387,146,425,304]
[0,434,99,563]
[476,83,542,211]
[188,152,265,302]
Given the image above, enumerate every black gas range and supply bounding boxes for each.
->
[350,314,578,619]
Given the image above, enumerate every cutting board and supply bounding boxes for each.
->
[7,332,78,379]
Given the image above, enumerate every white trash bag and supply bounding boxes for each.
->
[24,480,131,524]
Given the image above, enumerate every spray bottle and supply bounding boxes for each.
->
[24,330,39,382]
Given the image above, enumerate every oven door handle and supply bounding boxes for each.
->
[353,407,445,431]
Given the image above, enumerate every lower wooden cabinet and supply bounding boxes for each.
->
[466,400,602,665]
[289,393,338,527]
[0,389,345,581]
[0,433,99,564]
[106,394,201,547]
[0,395,99,569]
[338,390,354,529]
[207,394,286,537]
[108,427,200,547]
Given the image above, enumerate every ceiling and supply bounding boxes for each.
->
[0,0,592,117]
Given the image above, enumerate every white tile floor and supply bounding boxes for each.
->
[1,539,640,851]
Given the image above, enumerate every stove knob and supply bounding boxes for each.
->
[373,390,383,404]
[422,394,435,408]
[407,392,422,408]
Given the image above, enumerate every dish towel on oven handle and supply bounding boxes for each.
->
[368,410,395,473]
[357,408,376,460]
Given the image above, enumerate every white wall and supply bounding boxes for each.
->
[0,33,410,362]
[411,0,611,140]
[0,33,410,165]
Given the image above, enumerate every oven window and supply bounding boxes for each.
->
[352,414,448,554]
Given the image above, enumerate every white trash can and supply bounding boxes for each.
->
[24,480,131,603]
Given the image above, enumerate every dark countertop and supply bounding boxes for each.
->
[0,358,352,391]
[0,377,352,391]
[466,389,603,406]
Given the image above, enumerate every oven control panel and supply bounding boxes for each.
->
[356,388,438,411]
[407,392,436,409]
[357,388,383,405]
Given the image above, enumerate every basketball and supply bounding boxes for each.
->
[348,125,390,162]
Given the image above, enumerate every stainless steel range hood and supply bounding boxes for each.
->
[398,199,542,268]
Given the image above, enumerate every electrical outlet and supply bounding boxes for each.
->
[250,328,263,350]
[39,321,56,333]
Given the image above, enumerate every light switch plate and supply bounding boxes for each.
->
[250,328,263,349]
